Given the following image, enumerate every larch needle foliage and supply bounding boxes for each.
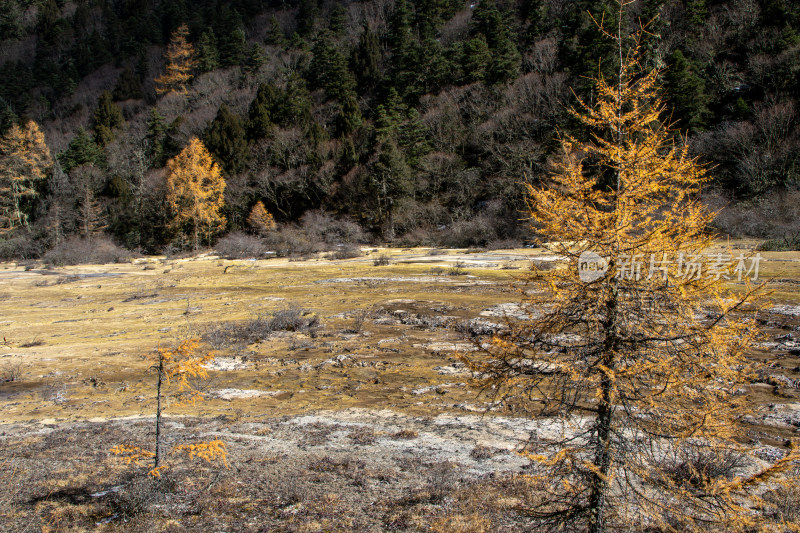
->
[166,137,226,250]
[459,4,799,532]
[112,339,227,478]
[0,120,52,232]
[155,24,197,96]
[246,200,276,235]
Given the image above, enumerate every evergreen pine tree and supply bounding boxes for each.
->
[375,89,429,166]
[161,0,188,42]
[310,32,357,101]
[664,49,709,133]
[163,116,187,163]
[371,140,414,240]
[351,25,382,91]
[734,96,750,119]
[520,0,546,34]
[113,67,145,101]
[85,30,113,73]
[487,36,521,85]
[93,91,125,147]
[334,94,363,137]
[70,164,107,238]
[0,0,25,41]
[461,35,492,83]
[415,0,459,39]
[296,0,319,37]
[0,98,18,136]
[213,4,244,64]
[338,137,359,170]
[417,37,450,94]
[266,16,286,47]
[388,0,414,51]
[469,0,521,85]
[59,128,105,173]
[470,0,505,48]
[289,32,310,52]
[306,121,329,147]
[204,104,249,175]
[275,73,313,128]
[375,88,407,142]
[398,108,431,167]
[43,160,74,246]
[388,0,424,100]
[197,29,220,72]
[247,83,279,141]
[329,3,348,36]
[37,0,60,38]
[145,109,167,167]
[245,43,266,72]
[220,28,248,67]
[686,0,708,26]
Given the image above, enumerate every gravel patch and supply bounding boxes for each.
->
[210,388,284,400]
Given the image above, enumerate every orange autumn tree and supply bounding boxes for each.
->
[155,24,197,96]
[459,6,798,532]
[0,120,53,232]
[166,137,226,250]
[246,200,276,235]
[111,339,227,477]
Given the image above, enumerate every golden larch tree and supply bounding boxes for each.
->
[459,5,799,532]
[155,24,198,96]
[246,200,276,235]
[166,137,226,250]
[112,339,227,477]
[0,120,53,231]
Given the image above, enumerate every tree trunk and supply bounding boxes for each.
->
[12,181,22,228]
[588,272,619,533]
[155,355,164,469]
[588,365,614,533]
[588,8,626,529]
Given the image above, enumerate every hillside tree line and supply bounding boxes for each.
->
[0,0,798,258]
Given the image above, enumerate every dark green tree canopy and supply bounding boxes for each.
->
[204,104,249,175]
[145,109,167,167]
[274,73,313,128]
[664,49,709,133]
[60,128,106,173]
[112,68,145,101]
[93,91,125,147]
[329,3,348,36]
[469,0,521,85]
[197,29,221,73]
[309,32,357,102]
[247,82,280,141]
[266,16,286,47]
[351,25,382,91]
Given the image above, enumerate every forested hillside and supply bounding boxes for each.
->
[0,0,798,257]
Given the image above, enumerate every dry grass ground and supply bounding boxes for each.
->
[0,245,798,531]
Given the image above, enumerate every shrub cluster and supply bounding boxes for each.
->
[42,236,133,266]
[203,307,320,348]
